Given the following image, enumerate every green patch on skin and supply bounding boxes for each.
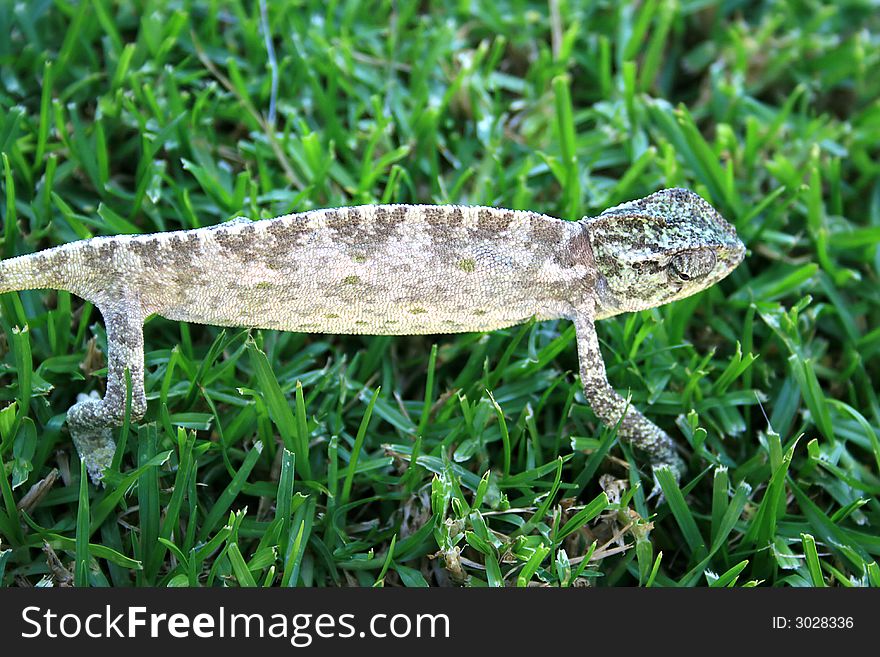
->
[255,282,272,290]
[342,275,361,285]
[355,320,368,325]
[325,313,340,319]
[457,258,476,272]
[409,308,427,314]
[473,309,487,315]
[352,254,367,263]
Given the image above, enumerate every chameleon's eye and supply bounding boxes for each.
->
[669,249,716,282]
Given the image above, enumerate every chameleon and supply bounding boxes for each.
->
[0,188,744,485]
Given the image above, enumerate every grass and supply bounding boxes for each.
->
[0,0,879,587]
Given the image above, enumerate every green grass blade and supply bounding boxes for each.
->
[75,461,90,587]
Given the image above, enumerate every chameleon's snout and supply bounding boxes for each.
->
[730,238,746,266]
[715,216,747,270]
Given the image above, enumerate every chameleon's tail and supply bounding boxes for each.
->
[0,245,72,294]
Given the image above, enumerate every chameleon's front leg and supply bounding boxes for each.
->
[67,303,147,483]
[572,310,686,484]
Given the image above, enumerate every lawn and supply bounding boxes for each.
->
[0,0,879,587]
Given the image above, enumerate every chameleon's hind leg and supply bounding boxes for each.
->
[572,311,685,488]
[67,303,147,483]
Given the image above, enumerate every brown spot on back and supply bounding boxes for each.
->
[166,234,201,268]
[98,241,120,260]
[324,208,365,243]
[325,209,346,232]
[475,208,514,237]
[212,229,254,261]
[424,206,451,229]
[345,207,364,224]
[267,216,309,244]
[529,217,564,244]
[373,207,390,233]
[128,238,161,260]
[372,206,407,236]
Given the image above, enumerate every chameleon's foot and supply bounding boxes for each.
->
[63,304,147,485]
[67,392,117,485]
[622,423,687,502]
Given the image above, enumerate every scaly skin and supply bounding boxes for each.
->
[0,188,745,483]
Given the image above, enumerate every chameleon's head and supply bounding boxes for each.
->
[585,188,745,318]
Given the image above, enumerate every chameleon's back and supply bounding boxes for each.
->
[84,205,593,335]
